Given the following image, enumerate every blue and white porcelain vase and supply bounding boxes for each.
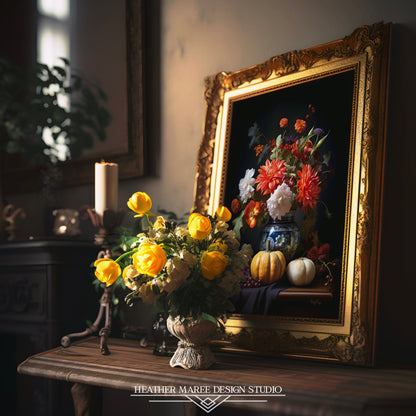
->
[259,213,300,261]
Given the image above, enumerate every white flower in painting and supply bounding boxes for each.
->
[267,182,293,220]
[239,168,256,203]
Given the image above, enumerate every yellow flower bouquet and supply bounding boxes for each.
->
[94,191,252,324]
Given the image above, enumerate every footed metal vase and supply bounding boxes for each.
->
[166,316,217,370]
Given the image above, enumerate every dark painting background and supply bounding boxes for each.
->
[224,69,356,262]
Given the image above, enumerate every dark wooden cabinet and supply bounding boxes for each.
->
[0,239,99,416]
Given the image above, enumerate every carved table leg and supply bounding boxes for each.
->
[71,383,102,416]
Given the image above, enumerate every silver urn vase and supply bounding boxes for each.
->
[166,315,217,370]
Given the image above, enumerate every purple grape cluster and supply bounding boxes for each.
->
[240,268,262,288]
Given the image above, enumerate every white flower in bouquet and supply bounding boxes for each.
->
[239,168,256,203]
[161,257,190,294]
[266,182,293,220]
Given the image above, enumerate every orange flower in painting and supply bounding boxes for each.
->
[294,119,307,133]
[295,164,321,211]
[255,159,286,195]
[244,200,261,228]
[292,139,313,162]
[231,198,240,214]
[293,139,313,154]
[254,144,264,156]
[279,117,289,128]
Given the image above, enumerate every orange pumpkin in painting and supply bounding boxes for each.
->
[250,247,286,285]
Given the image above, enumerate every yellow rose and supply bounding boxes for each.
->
[215,206,232,222]
[201,250,227,280]
[127,192,152,216]
[132,243,167,277]
[94,258,121,287]
[188,213,212,240]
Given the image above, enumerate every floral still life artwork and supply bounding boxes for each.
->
[232,104,331,240]
[226,104,342,317]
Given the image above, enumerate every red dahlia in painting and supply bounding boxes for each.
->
[295,164,321,211]
[255,159,286,195]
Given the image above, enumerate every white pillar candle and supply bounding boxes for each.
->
[94,161,119,217]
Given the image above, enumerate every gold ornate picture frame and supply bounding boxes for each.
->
[193,22,391,365]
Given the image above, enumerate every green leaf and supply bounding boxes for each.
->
[315,132,329,149]
[201,312,218,325]
[274,133,283,148]
[299,136,309,152]
[323,152,331,166]
[249,135,261,149]
[232,210,245,240]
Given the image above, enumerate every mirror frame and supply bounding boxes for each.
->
[2,0,146,194]
[193,22,391,365]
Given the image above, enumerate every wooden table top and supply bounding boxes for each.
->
[18,337,416,415]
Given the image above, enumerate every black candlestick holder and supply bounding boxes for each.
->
[61,207,124,355]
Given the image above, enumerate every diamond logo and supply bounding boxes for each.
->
[185,395,231,413]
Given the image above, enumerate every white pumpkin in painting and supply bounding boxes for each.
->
[286,257,316,286]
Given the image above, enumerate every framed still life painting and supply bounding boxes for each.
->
[193,22,391,365]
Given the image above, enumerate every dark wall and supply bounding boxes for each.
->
[376,23,416,366]
[0,0,37,67]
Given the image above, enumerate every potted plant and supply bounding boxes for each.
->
[0,56,110,165]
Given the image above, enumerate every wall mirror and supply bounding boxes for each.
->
[194,22,391,365]
[2,0,145,195]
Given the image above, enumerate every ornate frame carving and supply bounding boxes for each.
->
[194,23,391,365]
